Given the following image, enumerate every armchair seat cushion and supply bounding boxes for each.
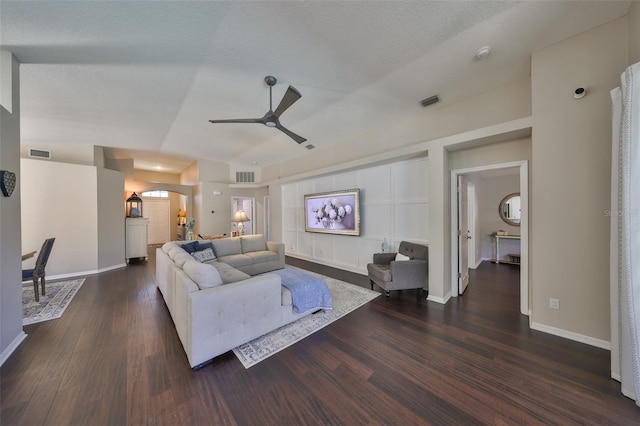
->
[367,263,392,283]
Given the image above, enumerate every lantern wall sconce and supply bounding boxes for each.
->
[126,192,143,217]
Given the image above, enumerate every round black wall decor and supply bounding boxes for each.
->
[0,170,16,197]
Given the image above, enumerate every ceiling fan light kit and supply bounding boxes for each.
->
[209,75,307,144]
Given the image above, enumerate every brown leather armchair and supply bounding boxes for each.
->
[367,241,428,298]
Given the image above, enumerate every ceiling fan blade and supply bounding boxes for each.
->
[276,123,307,144]
[273,85,302,118]
[209,118,263,124]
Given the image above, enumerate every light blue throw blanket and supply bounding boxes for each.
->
[272,268,333,314]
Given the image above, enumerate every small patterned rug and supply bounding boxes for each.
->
[233,272,380,368]
[22,278,85,326]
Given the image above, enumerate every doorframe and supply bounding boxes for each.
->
[264,196,271,241]
[467,181,477,269]
[231,196,256,235]
[450,160,529,316]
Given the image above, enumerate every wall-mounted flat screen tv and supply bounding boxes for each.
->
[304,189,360,236]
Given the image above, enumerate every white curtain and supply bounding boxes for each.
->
[611,62,640,406]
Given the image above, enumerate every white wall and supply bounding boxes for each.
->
[281,157,429,275]
[20,142,95,166]
[195,181,230,236]
[0,52,24,365]
[21,158,126,277]
[531,17,628,346]
[21,159,98,276]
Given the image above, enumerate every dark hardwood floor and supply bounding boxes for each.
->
[2,249,639,425]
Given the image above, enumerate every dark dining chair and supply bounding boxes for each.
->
[22,238,55,302]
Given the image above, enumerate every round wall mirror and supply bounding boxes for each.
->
[499,193,521,227]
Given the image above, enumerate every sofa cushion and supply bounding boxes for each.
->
[168,246,187,260]
[211,238,241,257]
[174,252,193,267]
[241,234,267,253]
[183,260,223,289]
[192,248,216,263]
[246,251,278,264]
[217,254,253,268]
[216,266,251,284]
[162,241,179,254]
[180,241,199,254]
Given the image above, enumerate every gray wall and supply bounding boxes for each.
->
[97,167,126,269]
[531,18,627,344]
[0,53,24,364]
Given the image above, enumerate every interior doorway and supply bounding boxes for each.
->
[450,160,529,316]
[231,197,255,236]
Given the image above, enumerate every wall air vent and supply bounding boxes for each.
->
[235,171,255,183]
[420,95,440,107]
[28,148,51,159]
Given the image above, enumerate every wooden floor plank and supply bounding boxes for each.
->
[1,251,638,425]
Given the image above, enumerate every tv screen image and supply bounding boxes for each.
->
[304,189,360,236]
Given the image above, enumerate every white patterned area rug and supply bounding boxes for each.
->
[22,278,85,326]
[233,273,380,368]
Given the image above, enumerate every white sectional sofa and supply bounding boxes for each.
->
[156,234,314,369]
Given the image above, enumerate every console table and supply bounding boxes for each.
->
[492,234,521,265]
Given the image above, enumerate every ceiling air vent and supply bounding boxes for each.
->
[420,95,440,107]
[235,171,255,183]
[28,148,51,159]
[305,144,315,150]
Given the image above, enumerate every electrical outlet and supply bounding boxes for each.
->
[550,298,560,310]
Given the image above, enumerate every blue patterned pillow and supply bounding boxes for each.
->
[181,241,199,254]
[191,248,216,263]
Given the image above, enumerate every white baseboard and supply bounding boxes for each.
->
[0,331,27,367]
[427,294,448,304]
[285,253,367,276]
[25,262,127,282]
[530,321,611,350]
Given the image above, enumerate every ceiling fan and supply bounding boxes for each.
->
[208,76,307,144]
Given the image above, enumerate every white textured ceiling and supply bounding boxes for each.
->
[0,1,632,173]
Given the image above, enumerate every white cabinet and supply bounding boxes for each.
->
[126,217,149,263]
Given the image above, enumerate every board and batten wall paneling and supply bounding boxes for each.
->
[282,157,428,274]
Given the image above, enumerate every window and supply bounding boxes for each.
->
[141,190,168,198]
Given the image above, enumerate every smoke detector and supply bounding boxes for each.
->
[475,46,491,60]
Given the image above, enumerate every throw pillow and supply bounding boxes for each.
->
[183,260,223,289]
[197,241,215,253]
[181,241,199,254]
[395,252,411,261]
[191,248,216,263]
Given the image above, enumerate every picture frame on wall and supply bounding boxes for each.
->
[304,189,361,236]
